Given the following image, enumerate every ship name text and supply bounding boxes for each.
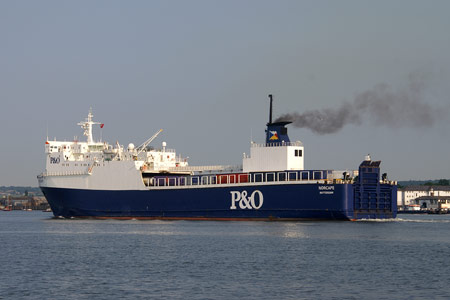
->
[319,185,334,194]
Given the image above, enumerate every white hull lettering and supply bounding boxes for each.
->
[319,185,335,195]
[230,190,264,210]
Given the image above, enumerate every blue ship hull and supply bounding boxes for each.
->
[41,182,397,220]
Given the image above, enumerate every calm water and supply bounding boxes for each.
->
[1,212,449,300]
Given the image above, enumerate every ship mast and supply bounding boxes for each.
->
[78,108,100,144]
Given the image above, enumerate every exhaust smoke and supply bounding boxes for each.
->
[276,73,447,134]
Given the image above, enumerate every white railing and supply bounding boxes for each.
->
[167,165,243,173]
[40,171,90,177]
[250,141,303,148]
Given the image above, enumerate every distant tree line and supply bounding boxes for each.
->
[423,179,450,186]
[0,186,43,196]
[396,179,450,189]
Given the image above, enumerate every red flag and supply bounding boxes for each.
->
[100,124,104,128]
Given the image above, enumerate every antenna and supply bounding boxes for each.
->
[268,94,273,124]
[78,108,100,144]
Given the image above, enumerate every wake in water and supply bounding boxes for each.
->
[357,217,450,223]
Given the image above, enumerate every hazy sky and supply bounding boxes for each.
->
[1,0,449,186]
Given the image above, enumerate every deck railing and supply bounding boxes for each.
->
[144,170,355,188]
[250,141,303,148]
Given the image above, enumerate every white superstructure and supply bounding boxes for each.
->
[243,141,304,172]
[38,109,358,192]
[38,109,189,190]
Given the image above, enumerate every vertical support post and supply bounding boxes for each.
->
[268,94,273,124]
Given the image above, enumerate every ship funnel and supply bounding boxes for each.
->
[265,94,292,144]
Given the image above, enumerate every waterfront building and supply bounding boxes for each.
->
[413,196,450,211]
[397,186,450,210]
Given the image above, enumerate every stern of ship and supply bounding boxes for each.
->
[347,156,397,220]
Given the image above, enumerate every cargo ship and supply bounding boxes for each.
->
[38,95,397,220]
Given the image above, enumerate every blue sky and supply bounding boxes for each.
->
[1,0,449,186]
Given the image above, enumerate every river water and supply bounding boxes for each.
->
[0,211,449,299]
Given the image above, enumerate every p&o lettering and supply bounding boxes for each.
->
[230,190,263,210]
[50,157,60,164]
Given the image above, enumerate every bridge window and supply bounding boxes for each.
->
[295,150,302,157]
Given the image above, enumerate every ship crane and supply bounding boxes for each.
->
[136,129,163,155]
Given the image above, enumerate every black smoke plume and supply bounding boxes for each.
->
[275,73,446,134]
